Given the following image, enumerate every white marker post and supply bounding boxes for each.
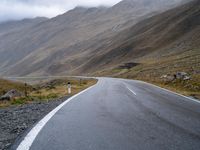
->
[67,82,71,94]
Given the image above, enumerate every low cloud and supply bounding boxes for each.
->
[0,0,122,22]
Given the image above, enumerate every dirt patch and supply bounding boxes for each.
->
[117,62,140,69]
[0,97,69,150]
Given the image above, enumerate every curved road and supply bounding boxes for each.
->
[15,78,200,150]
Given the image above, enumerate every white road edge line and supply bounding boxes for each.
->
[16,84,96,150]
[136,80,200,104]
[126,86,137,96]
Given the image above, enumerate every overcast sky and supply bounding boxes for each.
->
[0,0,122,22]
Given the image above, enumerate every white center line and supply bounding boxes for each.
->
[126,86,137,96]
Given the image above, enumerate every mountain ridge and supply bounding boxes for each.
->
[0,0,196,76]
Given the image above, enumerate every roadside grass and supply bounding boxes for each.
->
[30,78,96,99]
[134,75,200,100]
[96,49,200,99]
[0,79,30,96]
[11,97,28,105]
[0,78,97,108]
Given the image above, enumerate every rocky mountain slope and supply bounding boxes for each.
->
[0,0,188,76]
[0,17,47,36]
[94,0,200,99]
[80,0,200,74]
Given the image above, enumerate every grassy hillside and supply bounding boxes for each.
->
[97,48,200,99]
[89,0,200,99]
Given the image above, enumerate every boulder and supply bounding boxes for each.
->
[161,72,191,82]
[160,74,175,81]
[183,76,191,80]
[175,72,190,80]
[0,89,22,101]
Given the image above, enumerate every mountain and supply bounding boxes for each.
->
[77,0,200,74]
[0,17,48,37]
[0,0,194,76]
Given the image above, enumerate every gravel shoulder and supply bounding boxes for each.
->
[0,97,69,150]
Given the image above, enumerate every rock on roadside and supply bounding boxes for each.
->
[0,89,23,101]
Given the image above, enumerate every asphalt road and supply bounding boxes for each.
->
[15,78,200,150]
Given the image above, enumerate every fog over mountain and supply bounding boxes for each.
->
[0,0,122,22]
[0,0,188,22]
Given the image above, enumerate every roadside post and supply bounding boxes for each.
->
[24,83,28,97]
[67,82,72,94]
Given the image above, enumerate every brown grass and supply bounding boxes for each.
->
[31,78,97,100]
[0,78,97,107]
[0,79,28,96]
